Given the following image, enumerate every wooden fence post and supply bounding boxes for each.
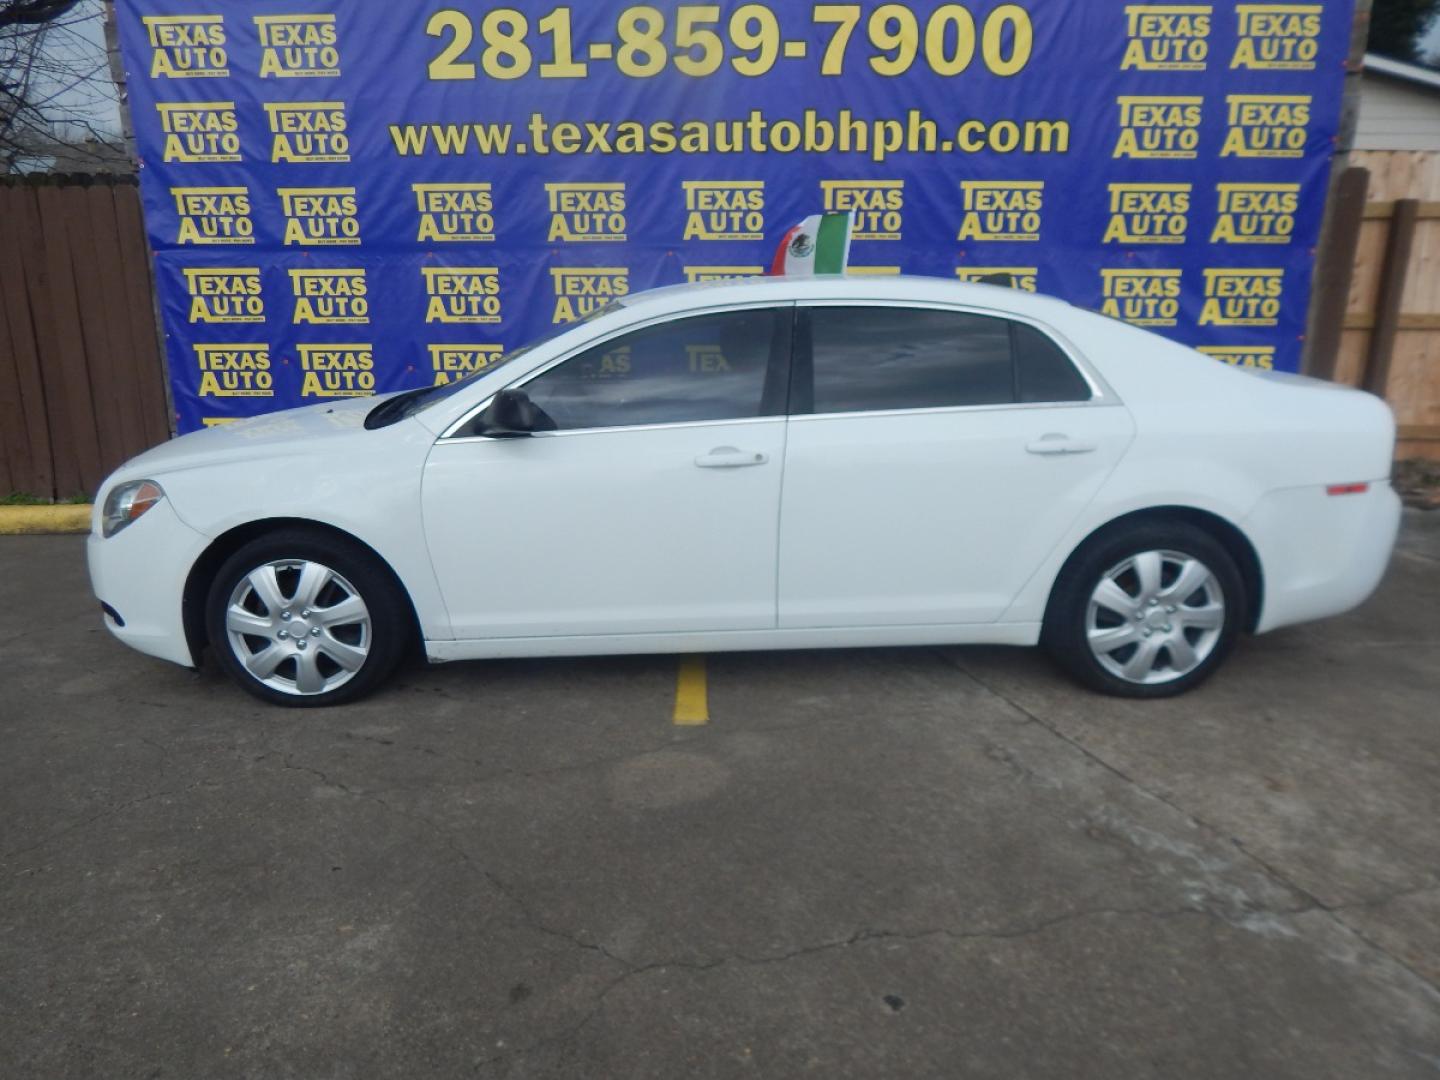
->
[1364,198,1419,397]
[1307,166,1369,381]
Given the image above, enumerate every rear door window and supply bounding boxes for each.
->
[799,306,1091,415]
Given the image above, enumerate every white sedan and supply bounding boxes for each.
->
[89,275,1401,706]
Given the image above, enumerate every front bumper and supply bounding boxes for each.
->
[86,499,210,668]
[1246,480,1403,634]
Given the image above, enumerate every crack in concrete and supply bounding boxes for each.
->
[1,776,239,863]
[1329,882,1440,911]
[278,727,825,820]
[472,902,1314,1072]
[274,750,634,972]
[2,736,283,863]
[137,735,171,782]
[269,744,1341,1074]
[324,710,838,801]
[1231,837,1440,998]
[331,730,700,791]
[935,649,1440,1001]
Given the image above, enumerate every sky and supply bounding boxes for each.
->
[1424,18,1440,61]
[22,0,122,140]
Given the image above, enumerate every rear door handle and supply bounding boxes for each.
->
[695,446,768,469]
[1026,433,1097,456]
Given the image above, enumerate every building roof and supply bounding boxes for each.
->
[1365,53,1440,94]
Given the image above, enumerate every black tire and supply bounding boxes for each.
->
[205,528,411,707]
[1042,519,1247,699]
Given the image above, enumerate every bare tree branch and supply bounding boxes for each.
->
[0,0,79,30]
[1,0,123,172]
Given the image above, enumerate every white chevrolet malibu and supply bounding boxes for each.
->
[89,275,1400,706]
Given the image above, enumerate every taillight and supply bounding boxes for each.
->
[1326,483,1369,496]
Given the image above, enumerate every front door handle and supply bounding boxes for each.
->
[1026,433,1098,456]
[695,446,768,468]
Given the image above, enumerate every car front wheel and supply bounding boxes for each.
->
[205,529,410,707]
[1043,521,1246,698]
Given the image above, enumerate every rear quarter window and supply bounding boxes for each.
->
[1014,322,1092,403]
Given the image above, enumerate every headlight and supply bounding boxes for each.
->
[102,480,165,538]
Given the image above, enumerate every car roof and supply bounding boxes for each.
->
[618,273,1076,323]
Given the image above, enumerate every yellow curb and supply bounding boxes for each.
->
[0,505,92,535]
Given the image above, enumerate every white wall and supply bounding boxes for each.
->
[1355,75,1440,152]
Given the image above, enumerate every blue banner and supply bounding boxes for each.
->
[115,0,1353,433]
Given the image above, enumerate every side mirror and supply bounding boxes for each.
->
[473,387,556,438]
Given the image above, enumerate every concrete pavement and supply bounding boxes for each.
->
[2,515,1438,1078]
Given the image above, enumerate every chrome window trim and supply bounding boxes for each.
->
[439,414,786,445]
[439,299,796,441]
[788,399,1122,424]
[438,295,1121,441]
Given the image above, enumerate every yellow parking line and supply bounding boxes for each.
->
[673,655,709,725]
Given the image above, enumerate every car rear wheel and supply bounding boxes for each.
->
[206,529,409,707]
[1043,521,1246,698]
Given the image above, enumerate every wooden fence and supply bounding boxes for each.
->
[1313,151,1440,460]
[0,174,171,501]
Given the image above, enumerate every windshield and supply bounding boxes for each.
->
[364,300,624,429]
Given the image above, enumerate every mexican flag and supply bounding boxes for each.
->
[770,212,853,276]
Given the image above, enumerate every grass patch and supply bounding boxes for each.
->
[1,492,92,506]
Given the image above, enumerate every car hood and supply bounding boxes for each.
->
[111,395,392,481]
